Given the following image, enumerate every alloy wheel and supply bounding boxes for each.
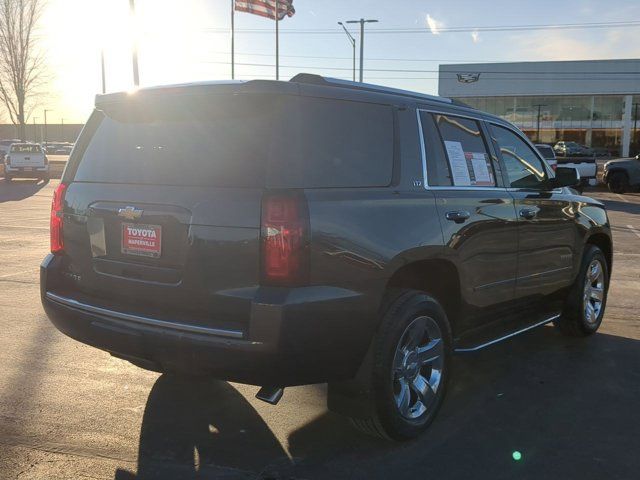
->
[392,316,444,420]
[583,259,605,325]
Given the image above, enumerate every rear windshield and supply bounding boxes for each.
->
[11,144,41,153]
[72,93,394,188]
[536,146,555,160]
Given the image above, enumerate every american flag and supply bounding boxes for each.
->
[235,0,295,21]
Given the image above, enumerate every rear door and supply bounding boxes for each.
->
[59,93,285,334]
[488,122,576,301]
[420,110,519,328]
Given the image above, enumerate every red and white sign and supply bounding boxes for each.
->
[121,223,162,258]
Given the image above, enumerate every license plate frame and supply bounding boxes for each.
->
[121,223,162,258]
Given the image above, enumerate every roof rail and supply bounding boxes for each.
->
[290,73,453,105]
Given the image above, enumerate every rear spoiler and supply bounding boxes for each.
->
[95,80,299,108]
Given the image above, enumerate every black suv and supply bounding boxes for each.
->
[41,75,612,440]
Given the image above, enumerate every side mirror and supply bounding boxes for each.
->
[551,166,580,189]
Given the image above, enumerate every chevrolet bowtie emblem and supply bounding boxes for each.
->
[118,206,143,220]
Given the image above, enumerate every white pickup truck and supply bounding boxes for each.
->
[535,143,597,189]
[3,143,49,181]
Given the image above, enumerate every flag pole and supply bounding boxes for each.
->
[231,0,235,79]
[275,0,279,80]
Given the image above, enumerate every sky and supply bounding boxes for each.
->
[38,0,640,124]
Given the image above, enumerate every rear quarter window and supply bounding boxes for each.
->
[270,97,394,188]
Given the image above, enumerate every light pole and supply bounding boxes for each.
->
[345,18,378,82]
[130,0,140,87]
[100,48,106,93]
[33,117,38,143]
[338,22,356,82]
[534,104,547,143]
[43,109,50,147]
[60,118,64,142]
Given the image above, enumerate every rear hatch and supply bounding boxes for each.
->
[56,88,291,334]
[7,144,45,168]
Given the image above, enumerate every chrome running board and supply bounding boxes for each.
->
[454,314,561,353]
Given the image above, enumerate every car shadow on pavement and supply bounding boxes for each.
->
[114,374,293,480]
[597,198,640,215]
[116,328,640,480]
[287,327,640,479]
[0,178,49,202]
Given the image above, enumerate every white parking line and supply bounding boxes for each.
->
[616,194,630,203]
[0,224,49,230]
[626,225,640,240]
[0,270,31,279]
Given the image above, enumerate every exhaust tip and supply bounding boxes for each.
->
[256,386,284,405]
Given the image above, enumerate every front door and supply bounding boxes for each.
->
[488,123,576,303]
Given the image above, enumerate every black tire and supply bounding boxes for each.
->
[607,171,628,194]
[554,245,609,337]
[349,289,452,441]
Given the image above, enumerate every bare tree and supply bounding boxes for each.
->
[0,0,45,140]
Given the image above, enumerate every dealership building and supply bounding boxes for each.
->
[438,59,640,157]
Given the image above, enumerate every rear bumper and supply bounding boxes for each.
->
[5,165,49,177]
[40,254,376,386]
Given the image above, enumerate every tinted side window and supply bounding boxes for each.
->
[272,97,394,188]
[431,114,496,187]
[490,124,548,189]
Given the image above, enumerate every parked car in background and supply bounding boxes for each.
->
[0,138,22,161]
[41,75,611,441]
[557,156,597,189]
[603,154,640,193]
[554,141,584,156]
[55,143,74,155]
[43,142,62,155]
[592,147,612,158]
[43,142,74,155]
[578,144,595,156]
[3,143,49,181]
[554,141,597,157]
[551,142,597,188]
[535,144,557,170]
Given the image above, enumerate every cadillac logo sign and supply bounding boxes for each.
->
[457,73,481,84]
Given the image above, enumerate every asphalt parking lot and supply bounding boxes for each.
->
[0,179,639,480]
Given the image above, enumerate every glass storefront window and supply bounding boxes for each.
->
[455,95,628,156]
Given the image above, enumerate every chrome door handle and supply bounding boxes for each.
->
[519,208,537,220]
[445,210,471,224]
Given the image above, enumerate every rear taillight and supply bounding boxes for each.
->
[50,183,67,254]
[260,192,310,286]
